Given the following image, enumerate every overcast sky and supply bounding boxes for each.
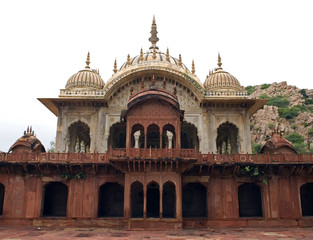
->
[0,0,312,152]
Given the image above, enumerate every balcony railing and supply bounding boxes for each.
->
[0,150,312,165]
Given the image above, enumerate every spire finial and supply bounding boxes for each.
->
[140,48,144,61]
[85,52,90,69]
[149,15,159,50]
[166,48,170,62]
[217,52,222,68]
[152,47,157,59]
[113,59,117,74]
[191,60,195,74]
[178,54,182,66]
[127,54,131,65]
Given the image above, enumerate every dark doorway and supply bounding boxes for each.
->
[67,121,91,153]
[162,181,176,218]
[131,181,143,218]
[98,183,124,217]
[109,122,126,148]
[181,121,199,150]
[0,183,4,216]
[182,183,207,218]
[42,182,68,217]
[238,183,263,217]
[301,182,313,216]
[216,122,239,154]
[147,182,160,218]
[147,124,160,148]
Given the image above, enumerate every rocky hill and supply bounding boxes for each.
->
[248,81,313,153]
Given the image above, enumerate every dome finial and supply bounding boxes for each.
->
[149,15,159,50]
[191,60,195,74]
[140,48,144,61]
[113,59,117,74]
[85,52,91,69]
[166,48,170,62]
[217,52,222,68]
[178,54,182,66]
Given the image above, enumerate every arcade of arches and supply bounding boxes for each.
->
[67,121,91,153]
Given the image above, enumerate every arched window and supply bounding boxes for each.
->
[131,124,145,148]
[300,182,313,216]
[238,183,262,217]
[163,181,176,218]
[216,122,239,154]
[67,121,91,153]
[0,183,4,216]
[147,182,160,218]
[147,124,160,148]
[131,181,143,218]
[108,122,126,149]
[98,182,124,217]
[162,124,175,149]
[182,183,207,218]
[181,121,199,150]
[42,182,68,217]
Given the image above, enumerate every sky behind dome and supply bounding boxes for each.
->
[0,0,312,151]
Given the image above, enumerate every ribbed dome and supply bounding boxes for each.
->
[204,54,243,91]
[65,53,105,90]
[119,49,189,72]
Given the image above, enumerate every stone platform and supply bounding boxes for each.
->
[0,226,313,239]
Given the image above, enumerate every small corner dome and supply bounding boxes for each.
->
[9,127,46,154]
[65,52,105,90]
[204,54,243,92]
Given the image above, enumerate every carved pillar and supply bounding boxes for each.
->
[124,174,131,219]
[134,130,141,148]
[166,131,173,149]
[176,176,182,221]
[176,120,181,150]
[160,184,163,219]
[143,184,147,219]
[126,121,131,156]
[144,126,147,149]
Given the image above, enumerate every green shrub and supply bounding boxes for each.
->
[304,122,308,127]
[308,128,313,138]
[299,89,308,98]
[268,123,274,129]
[291,124,297,130]
[285,133,304,144]
[261,83,271,90]
[305,98,313,105]
[278,107,300,119]
[245,85,256,95]
[266,96,290,108]
[259,94,270,99]
[293,143,306,153]
[250,122,254,130]
[252,142,263,154]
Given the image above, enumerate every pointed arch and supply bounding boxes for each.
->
[108,121,126,149]
[181,121,199,150]
[67,121,90,153]
[131,181,143,218]
[147,181,160,218]
[216,121,239,154]
[162,181,176,218]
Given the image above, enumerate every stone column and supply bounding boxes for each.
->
[134,130,141,148]
[176,175,182,221]
[160,184,163,219]
[124,174,131,219]
[143,184,147,219]
[166,131,173,149]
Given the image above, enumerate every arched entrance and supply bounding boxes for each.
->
[108,122,126,149]
[0,183,4,216]
[42,182,68,217]
[162,181,176,218]
[147,182,160,218]
[147,124,160,148]
[131,181,143,218]
[181,121,199,150]
[238,183,262,217]
[67,121,91,153]
[98,183,124,217]
[216,122,239,154]
[300,182,313,216]
[182,183,207,218]
[162,124,176,149]
[131,124,145,148]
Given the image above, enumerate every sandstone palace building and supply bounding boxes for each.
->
[0,18,313,229]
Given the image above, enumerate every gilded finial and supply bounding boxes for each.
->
[127,54,131,65]
[149,15,159,50]
[191,60,195,74]
[178,54,182,66]
[217,52,222,68]
[166,48,170,62]
[85,52,90,69]
[113,59,117,73]
[140,48,144,61]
